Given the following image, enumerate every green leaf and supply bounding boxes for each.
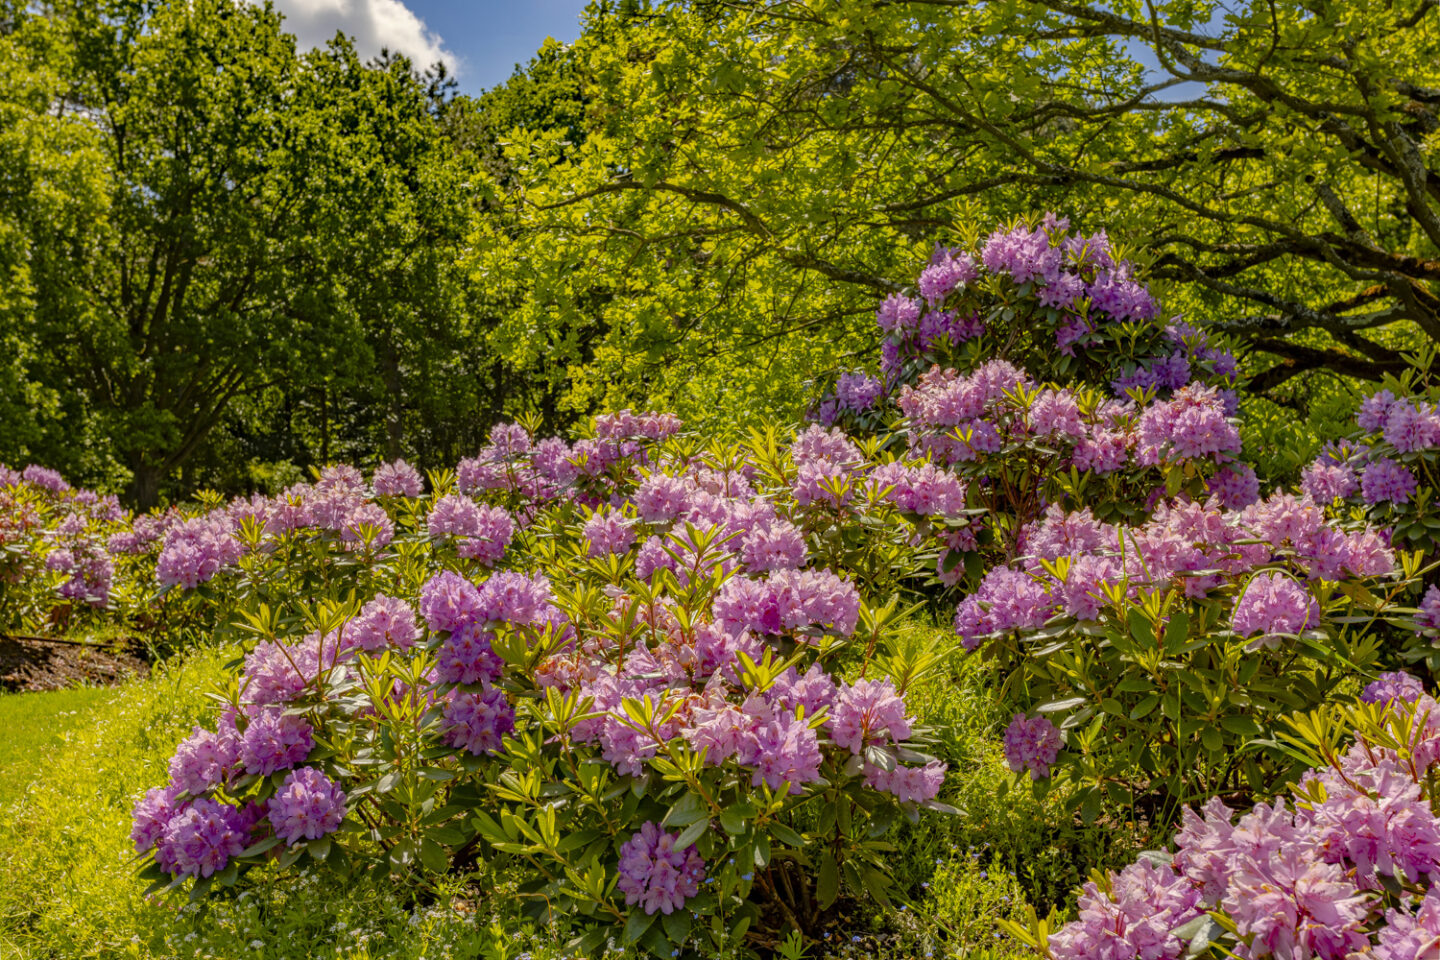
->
[419,838,449,874]
[662,909,692,944]
[665,792,707,828]
[719,807,748,835]
[817,852,840,908]
[674,818,710,851]
[769,821,805,847]
[238,835,282,858]
[623,909,656,945]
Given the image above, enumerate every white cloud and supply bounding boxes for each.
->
[269,0,459,74]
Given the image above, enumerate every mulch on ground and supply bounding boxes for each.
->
[0,634,149,692]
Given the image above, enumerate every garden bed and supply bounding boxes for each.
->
[0,633,148,693]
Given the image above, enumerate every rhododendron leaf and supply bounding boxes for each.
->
[188,875,213,902]
[1036,697,1086,713]
[816,853,840,909]
[1219,716,1262,737]
[1377,870,1406,897]
[419,838,448,874]
[865,745,897,772]
[621,908,655,945]
[238,836,281,859]
[664,792,707,828]
[1200,727,1224,753]
[1129,695,1160,720]
[426,826,467,846]
[769,822,805,848]
[719,808,748,836]
[141,876,173,899]
[674,819,709,852]
[1171,915,1224,956]
[554,830,600,854]
[661,910,691,947]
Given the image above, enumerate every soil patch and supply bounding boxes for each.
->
[0,634,149,692]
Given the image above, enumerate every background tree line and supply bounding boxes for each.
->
[2,0,1436,506]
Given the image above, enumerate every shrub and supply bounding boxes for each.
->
[952,492,1407,822]
[1006,690,1440,960]
[126,419,962,958]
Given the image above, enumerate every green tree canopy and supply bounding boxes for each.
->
[480,0,1439,423]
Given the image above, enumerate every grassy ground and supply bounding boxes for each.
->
[0,685,111,806]
[0,632,1114,960]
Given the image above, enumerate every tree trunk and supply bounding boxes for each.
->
[382,337,403,461]
[129,461,163,511]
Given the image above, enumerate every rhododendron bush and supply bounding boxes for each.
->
[808,216,1418,822]
[0,464,135,629]
[12,215,1440,956]
[1298,378,1440,675]
[959,494,1409,820]
[124,416,960,957]
[1001,691,1440,960]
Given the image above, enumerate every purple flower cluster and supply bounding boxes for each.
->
[21,465,70,493]
[1303,393,1440,564]
[1302,457,1359,504]
[712,569,861,637]
[156,515,244,589]
[1047,858,1203,960]
[616,822,706,916]
[344,594,420,652]
[236,709,314,776]
[955,493,1392,652]
[267,767,346,845]
[1362,671,1426,705]
[441,685,515,755]
[240,630,344,706]
[1364,457,1420,505]
[154,799,251,878]
[168,725,242,795]
[1231,572,1319,647]
[582,508,636,557]
[371,459,423,497]
[1054,697,1440,960]
[44,535,114,605]
[829,678,911,753]
[868,460,967,515]
[1136,383,1241,464]
[813,372,885,424]
[1002,714,1062,780]
[426,494,515,565]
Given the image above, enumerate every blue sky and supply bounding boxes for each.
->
[271,0,593,93]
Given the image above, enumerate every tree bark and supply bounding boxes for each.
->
[129,461,164,511]
[382,337,403,461]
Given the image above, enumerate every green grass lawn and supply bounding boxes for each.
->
[0,685,111,806]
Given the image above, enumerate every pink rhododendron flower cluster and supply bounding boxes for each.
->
[1362,671,1426,705]
[1051,697,1440,960]
[953,493,1392,649]
[267,767,346,845]
[426,494,514,565]
[1231,572,1319,646]
[1002,714,1062,780]
[582,507,636,557]
[616,822,706,916]
[712,569,862,637]
[371,458,423,497]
